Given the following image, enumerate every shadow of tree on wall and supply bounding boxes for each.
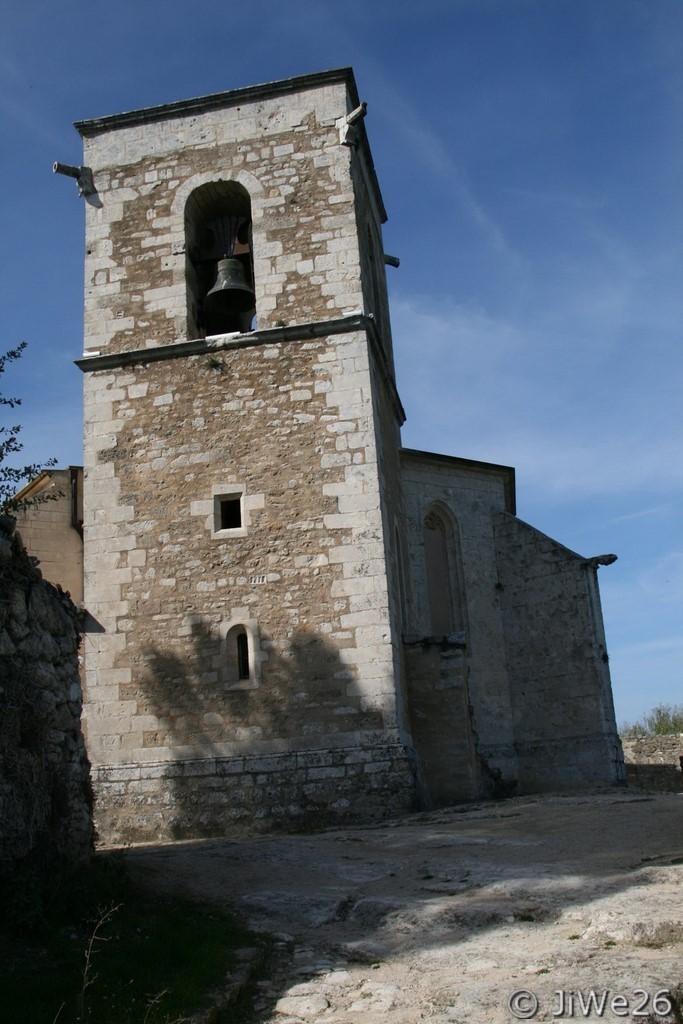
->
[136,620,383,839]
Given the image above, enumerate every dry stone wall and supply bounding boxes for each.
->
[622,735,683,792]
[0,519,92,870]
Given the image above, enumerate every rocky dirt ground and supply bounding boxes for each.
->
[123,791,683,1023]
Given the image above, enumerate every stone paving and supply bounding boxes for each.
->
[123,791,683,1022]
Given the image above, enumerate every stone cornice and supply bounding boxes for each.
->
[73,67,387,223]
[401,447,517,515]
[75,68,358,136]
[76,312,406,426]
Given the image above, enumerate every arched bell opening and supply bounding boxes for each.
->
[185,181,255,338]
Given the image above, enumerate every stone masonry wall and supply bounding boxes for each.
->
[494,513,624,790]
[351,148,410,740]
[400,453,518,787]
[82,329,402,760]
[403,639,478,806]
[0,520,92,869]
[79,76,368,355]
[81,325,415,838]
[348,150,409,748]
[78,73,415,840]
[622,735,683,792]
[93,743,416,844]
[12,469,84,603]
[69,70,627,838]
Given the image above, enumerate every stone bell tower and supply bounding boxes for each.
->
[76,69,416,841]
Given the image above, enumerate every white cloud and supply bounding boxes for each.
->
[607,501,680,526]
[392,293,683,501]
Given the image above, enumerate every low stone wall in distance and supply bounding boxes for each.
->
[0,518,92,871]
[621,735,683,792]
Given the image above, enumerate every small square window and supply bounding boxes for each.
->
[211,485,249,540]
[220,498,242,530]
[213,492,244,534]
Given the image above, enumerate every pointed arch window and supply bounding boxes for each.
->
[423,505,466,637]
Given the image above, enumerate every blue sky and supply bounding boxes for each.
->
[1,0,681,725]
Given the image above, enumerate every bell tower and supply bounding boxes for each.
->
[76,69,415,841]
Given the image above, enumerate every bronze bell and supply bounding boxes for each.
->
[204,257,255,333]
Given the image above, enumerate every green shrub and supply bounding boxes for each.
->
[620,703,683,737]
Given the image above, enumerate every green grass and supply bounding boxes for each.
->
[0,853,262,1024]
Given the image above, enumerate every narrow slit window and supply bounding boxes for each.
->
[223,623,256,688]
[236,632,249,680]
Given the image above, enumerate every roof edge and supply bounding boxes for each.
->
[75,67,358,137]
[13,471,53,504]
[401,447,516,515]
